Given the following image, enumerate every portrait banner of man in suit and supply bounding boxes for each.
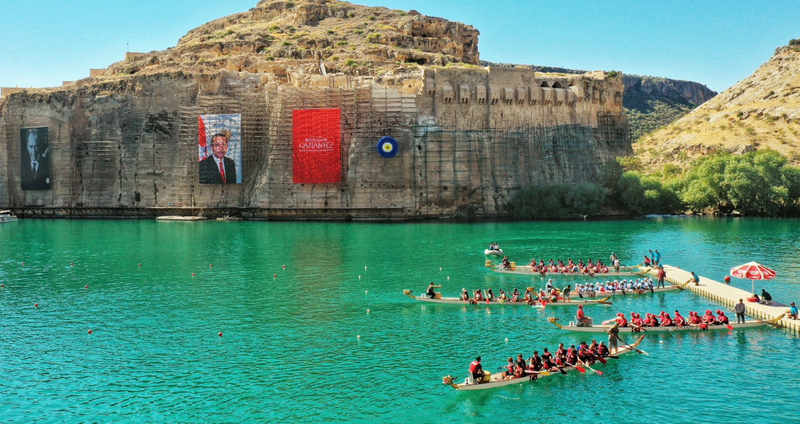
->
[20,127,51,190]
[198,114,242,184]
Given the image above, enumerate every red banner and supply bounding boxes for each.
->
[293,109,342,184]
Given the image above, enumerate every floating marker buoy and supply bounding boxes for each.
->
[365,266,368,271]
[505,338,508,343]
[273,274,277,278]
[85,285,89,289]
[283,265,286,269]
[439,267,442,271]
[138,263,141,267]
[88,329,93,334]
[358,275,361,280]
[218,332,223,337]
[34,303,39,308]
[365,290,368,294]
[447,276,450,281]
[71,263,74,267]
[22,262,25,266]
[192,273,196,277]
[209,264,213,268]
[0,284,4,288]
[367,309,370,314]
[357,335,361,339]
[660,340,664,344]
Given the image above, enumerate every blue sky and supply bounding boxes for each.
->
[1,0,798,93]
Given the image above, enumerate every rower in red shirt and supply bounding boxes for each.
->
[576,304,591,327]
[716,310,730,325]
[674,311,687,326]
[702,310,716,325]
[661,312,674,326]
[616,313,629,327]
[689,311,702,325]
[631,313,644,328]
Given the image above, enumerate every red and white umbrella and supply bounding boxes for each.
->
[730,261,777,294]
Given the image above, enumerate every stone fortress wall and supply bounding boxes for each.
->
[0,65,629,220]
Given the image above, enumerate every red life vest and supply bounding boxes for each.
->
[577,309,586,319]
[469,361,480,373]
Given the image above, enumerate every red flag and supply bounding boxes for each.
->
[293,109,341,183]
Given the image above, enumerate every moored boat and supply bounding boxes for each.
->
[403,290,612,306]
[0,210,18,223]
[547,314,785,333]
[487,262,648,278]
[484,248,504,256]
[442,335,645,391]
[571,284,684,298]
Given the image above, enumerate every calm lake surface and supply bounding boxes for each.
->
[1,218,798,423]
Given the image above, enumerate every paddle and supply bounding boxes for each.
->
[574,364,586,374]
[578,358,604,376]
[617,335,647,355]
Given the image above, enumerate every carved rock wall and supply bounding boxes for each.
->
[0,67,629,219]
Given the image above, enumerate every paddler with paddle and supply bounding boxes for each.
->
[426,281,441,299]
[576,304,592,327]
[469,357,485,383]
[606,321,620,354]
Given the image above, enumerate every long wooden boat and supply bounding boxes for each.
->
[570,284,684,298]
[488,264,648,278]
[442,335,645,391]
[547,314,785,333]
[403,290,612,306]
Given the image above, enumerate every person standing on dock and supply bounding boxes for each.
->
[657,266,666,288]
[790,302,798,320]
[654,250,661,266]
[734,299,746,323]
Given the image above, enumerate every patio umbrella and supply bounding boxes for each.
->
[730,261,777,294]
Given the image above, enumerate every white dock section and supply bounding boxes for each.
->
[645,265,800,333]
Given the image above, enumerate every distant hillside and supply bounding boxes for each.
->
[636,42,800,167]
[623,75,716,141]
[481,61,716,140]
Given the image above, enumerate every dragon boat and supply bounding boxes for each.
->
[486,261,650,278]
[569,282,687,298]
[547,314,785,333]
[442,335,645,391]
[403,290,612,306]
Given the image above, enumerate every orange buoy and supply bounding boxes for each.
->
[283,265,286,269]
[34,303,39,308]
[85,285,89,289]
[273,274,277,278]
[218,332,223,337]
[88,329,93,334]
[192,273,196,277]
[0,284,4,288]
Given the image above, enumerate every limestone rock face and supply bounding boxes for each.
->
[0,0,629,219]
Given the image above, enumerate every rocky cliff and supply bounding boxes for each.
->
[482,62,717,142]
[636,43,800,167]
[0,0,629,220]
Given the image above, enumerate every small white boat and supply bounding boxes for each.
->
[484,248,503,256]
[443,335,645,391]
[155,216,206,221]
[0,210,18,223]
[547,314,785,333]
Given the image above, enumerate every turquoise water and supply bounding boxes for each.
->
[1,218,799,423]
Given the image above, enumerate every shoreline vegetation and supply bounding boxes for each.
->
[508,149,800,220]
